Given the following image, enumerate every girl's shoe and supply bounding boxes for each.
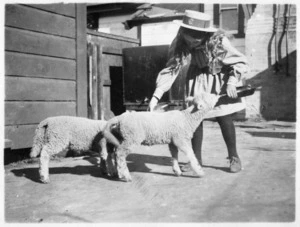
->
[230,156,242,173]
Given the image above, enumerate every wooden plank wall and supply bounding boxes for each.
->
[5,4,87,149]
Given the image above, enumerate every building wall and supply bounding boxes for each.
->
[204,4,214,18]
[205,4,246,54]
[98,14,138,39]
[141,22,179,46]
[5,4,87,149]
[141,4,246,54]
[245,4,296,121]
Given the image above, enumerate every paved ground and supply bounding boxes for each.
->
[4,120,296,223]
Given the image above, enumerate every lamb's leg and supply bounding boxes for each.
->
[39,142,68,183]
[107,150,118,178]
[98,138,108,175]
[39,146,51,183]
[168,143,182,176]
[175,141,205,177]
[115,145,133,182]
[105,141,118,178]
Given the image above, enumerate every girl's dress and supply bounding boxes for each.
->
[152,31,249,119]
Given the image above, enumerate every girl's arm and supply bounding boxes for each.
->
[149,63,182,111]
[222,36,249,86]
[221,37,249,98]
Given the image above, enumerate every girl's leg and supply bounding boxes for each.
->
[216,114,242,172]
[192,122,203,165]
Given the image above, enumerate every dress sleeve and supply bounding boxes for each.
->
[153,34,187,100]
[153,64,182,100]
[221,37,249,85]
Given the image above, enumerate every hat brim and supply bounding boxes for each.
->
[173,20,217,33]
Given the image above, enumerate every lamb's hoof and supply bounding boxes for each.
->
[109,172,119,178]
[107,164,118,178]
[120,175,132,182]
[107,168,118,178]
[40,176,50,184]
[180,162,192,172]
[100,167,108,176]
[173,169,182,177]
[194,169,205,178]
[120,178,132,182]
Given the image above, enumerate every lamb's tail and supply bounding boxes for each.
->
[102,117,121,148]
[30,120,48,158]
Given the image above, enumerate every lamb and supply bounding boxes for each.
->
[30,116,113,183]
[103,93,220,182]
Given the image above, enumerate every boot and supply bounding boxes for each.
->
[229,156,242,173]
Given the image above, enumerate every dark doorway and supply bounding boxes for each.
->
[110,66,126,116]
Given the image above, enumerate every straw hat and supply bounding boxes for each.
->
[174,10,217,32]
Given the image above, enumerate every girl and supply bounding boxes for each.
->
[148,10,249,173]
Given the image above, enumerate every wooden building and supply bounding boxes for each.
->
[4,3,139,151]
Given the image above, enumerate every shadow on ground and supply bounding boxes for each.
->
[10,152,233,184]
[246,131,296,139]
[127,153,231,174]
[10,165,106,184]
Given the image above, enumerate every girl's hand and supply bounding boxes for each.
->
[148,97,158,112]
[226,84,238,98]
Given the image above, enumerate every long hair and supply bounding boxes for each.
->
[166,27,233,68]
[207,29,233,59]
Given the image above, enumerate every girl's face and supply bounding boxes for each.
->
[179,27,212,49]
[180,27,212,40]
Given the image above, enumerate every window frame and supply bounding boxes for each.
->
[213,4,245,38]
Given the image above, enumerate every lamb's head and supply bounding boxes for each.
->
[186,93,219,112]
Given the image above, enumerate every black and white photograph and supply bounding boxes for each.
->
[2,0,298,224]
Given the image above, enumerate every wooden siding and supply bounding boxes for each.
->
[86,30,139,119]
[5,52,76,79]
[5,4,75,38]
[5,77,76,101]
[27,3,76,17]
[5,102,76,126]
[5,125,39,149]
[5,27,76,59]
[5,4,86,149]
[76,4,88,118]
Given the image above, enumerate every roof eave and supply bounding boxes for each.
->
[124,14,184,29]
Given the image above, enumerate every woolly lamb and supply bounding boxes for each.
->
[103,93,220,182]
[30,116,112,183]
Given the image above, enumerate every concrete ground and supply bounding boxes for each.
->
[4,120,296,223]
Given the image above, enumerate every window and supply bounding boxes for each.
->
[214,4,245,38]
[220,4,239,32]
